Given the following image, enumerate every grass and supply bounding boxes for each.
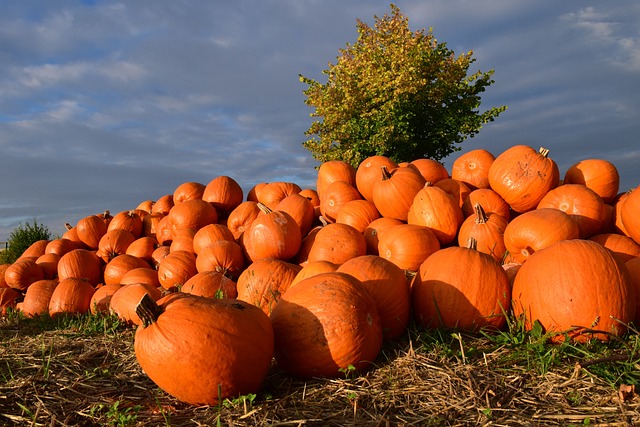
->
[1,309,639,426]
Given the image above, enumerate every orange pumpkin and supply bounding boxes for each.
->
[316,160,357,200]
[157,250,197,290]
[57,249,103,286]
[226,201,262,241]
[4,259,44,291]
[270,272,382,378]
[457,204,508,262]
[195,240,246,278]
[503,208,579,264]
[409,158,449,184]
[563,159,619,204]
[412,239,511,331]
[182,270,237,299]
[590,233,640,264]
[290,260,339,286]
[172,181,205,204]
[97,229,137,262]
[356,155,398,201]
[307,223,367,265]
[240,208,301,263]
[48,277,95,317]
[257,182,302,211]
[488,145,559,213]
[407,184,464,246]
[75,213,109,249]
[274,193,316,237]
[108,210,144,238]
[377,224,440,272]
[461,188,511,221]
[0,288,22,315]
[320,180,362,222]
[134,294,274,405]
[109,283,162,326]
[433,178,471,209]
[537,183,606,239]
[621,186,640,245]
[19,279,59,317]
[236,258,302,315]
[451,148,495,190]
[335,199,380,233]
[512,239,635,342]
[167,199,218,238]
[202,175,244,216]
[103,254,150,287]
[372,166,426,221]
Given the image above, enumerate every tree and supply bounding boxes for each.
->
[0,219,52,264]
[300,4,507,167]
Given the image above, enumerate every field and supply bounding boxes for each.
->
[1,310,639,426]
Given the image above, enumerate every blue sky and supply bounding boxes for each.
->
[1,1,639,241]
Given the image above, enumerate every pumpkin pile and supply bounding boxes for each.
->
[1,144,640,405]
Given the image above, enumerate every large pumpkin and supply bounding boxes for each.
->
[407,184,463,246]
[621,186,640,245]
[488,145,559,213]
[512,239,635,342]
[134,293,274,406]
[270,272,382,378]
[236,258,302,315]
[563,159,619,204]
[372,166,426,221]
[451,148,495,190]
[412,239,511,331]
[48,277,96,317]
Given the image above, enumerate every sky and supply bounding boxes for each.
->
[1,0,639,241]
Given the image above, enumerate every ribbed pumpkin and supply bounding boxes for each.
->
[90,283,123,314]
[109,283,162,326]
[240,208,301,263]
[457,203,508,262]
[335,199,380,233]
[503,208,579,264]
[157,250,197,290]
[412,239,511,331]
[0,264,9,288]
[97,229,137,262]
[270,272,382,378]
[151,194,174,215]
[57,249,103,286]
[108,210,144,238]
[372,166,426,221]
[274,193,316,237]
[167,199,218,238]
[307,223,366,265]
[320,180,362,222]
[125,236,158,264]
[377,224,440,272]
[150,245,171,269]
[338,255,410,339]
[407,184,464,246]
[316,160,357,200]
[236,258,302,315]
[195,240,246,278]
[433,178,471,209]
[169,228,196,254]
[182,270,237,299]
[451,148,495,190]
[537,184,606,239]
[155,215,173,246]
[612,192,631,237]
[75,213,109,250]
[202,175,244,216]
[49,277,96,317]
[44,238,83,257]
[246,182,268,203]
[4,258,44,291]
[134,294,274,406]
[363,217,403,256]
[563,159,620,204]
[488,145,559,213]
[257,182,302,211]
[590,233,640,264]
[409,158,449,184]
[173,181,205,204]
[461,188,511,221]
[103,254,150,287]
[512,239,635,342]
[356,155,398,201]
[18,279,58,317]
[226,201,262,240]
[621,186,640,245]
[625,257,640,323]
[192,224,235,255]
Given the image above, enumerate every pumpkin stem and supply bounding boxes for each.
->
[473,203,489,224]
[135,293,163,327]
[466,237,478,251]
[380,166,393,181]
[64,222,73,230]
[256,202,272,215]
[538,147,550,157]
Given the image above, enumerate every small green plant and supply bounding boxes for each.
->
[338,364,357,379]
[223,393,257,411]
[0,219,52,264]
[40,340,54,380]
[90,400,141,427]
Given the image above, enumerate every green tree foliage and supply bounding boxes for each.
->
[300,4,507,167]
[0,219,52,264]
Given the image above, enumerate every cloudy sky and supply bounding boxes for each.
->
[1,1,639,241]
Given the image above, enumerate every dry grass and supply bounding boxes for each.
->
[1,312,639,427]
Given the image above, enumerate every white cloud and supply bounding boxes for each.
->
[18,60,146,88]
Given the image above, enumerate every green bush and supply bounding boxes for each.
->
[0,219,52,264]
